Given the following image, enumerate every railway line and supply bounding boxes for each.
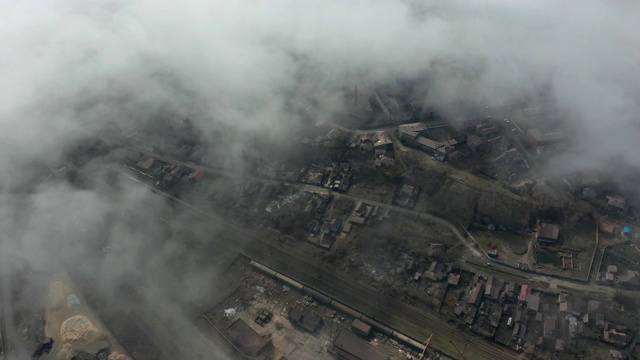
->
[119,169,516,360]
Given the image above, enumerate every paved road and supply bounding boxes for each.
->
[119,171,516,360]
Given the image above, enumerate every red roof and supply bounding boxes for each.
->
[190,169,204,179]
[519,285,530,302]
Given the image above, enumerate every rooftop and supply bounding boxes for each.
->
[538,223,559,241]
[332,330,389,360]
[606,195,627,210]
[289,306,322,333]
[527,129,567,143]
[518,284,530,302]
[415,136,441,150]
[526,293,540,312]
[467,282,486,307]
[351,319,372,337]
[225,319,271,357]
[399,123,428,136]
[373,131,393,147]
[447,273,460,286]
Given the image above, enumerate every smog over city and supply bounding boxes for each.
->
[1,1,640,360]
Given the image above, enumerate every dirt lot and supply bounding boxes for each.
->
[348,170,398,203]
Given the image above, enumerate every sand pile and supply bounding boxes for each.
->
[60,315,100,346]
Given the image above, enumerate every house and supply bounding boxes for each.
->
[447,273,461,286]
[475,122,500,140]
[558,293,571,313]
[518,284,530,302]
[415,136,442,155]
[373,131,393,157]
[395,183,419,208]
[525,129,566,148]
[398,122,450,156]
[320,219,342,237]
[512,323,527,339]
[514,308,523,323]
[398,123,428,142]
[466,282,486,307]
[289,306,323,333]
[425,262,445,281]
[466,134,487,152]
[484,276,503,301]
[398,184,418,197]
[465,307,478,325]
[537,223,560,243]
[603,323,629,347]
[606,196,628,216]
[526,293,540,313]
[605,272,615,282]
[490,308,502,328]
[504,282,520,300]
[136,157,155,170]
[373,131,393,148]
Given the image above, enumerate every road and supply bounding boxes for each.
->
[463,258,616,298]
[118,170,516,360]
[114,140,485,260]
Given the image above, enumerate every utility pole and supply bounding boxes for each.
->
[418,334,433,360]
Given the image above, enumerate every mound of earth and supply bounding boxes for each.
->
[61,315,100,346]
[509,238,528,255]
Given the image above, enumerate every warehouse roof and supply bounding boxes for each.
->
[332,330,389,360]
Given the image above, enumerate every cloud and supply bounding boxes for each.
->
[4,1,639,174]
[1,0,640,357]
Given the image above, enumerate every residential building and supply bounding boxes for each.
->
[525,129,567,148]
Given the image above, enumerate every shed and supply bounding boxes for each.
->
[289,306,322,333]
[332,330,389,360]
[526,293,540,313]
[537,223,559,243]
[518,284,530,302]
[466,283,485,307]
[447,273,461,286]
[351,319,372,338]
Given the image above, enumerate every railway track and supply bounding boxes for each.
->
[120,170,516,360]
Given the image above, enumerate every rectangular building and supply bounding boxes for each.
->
[332,330,389,360]
[537,223,560,243]
[351,319,372,338]
[526,129,566,148]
